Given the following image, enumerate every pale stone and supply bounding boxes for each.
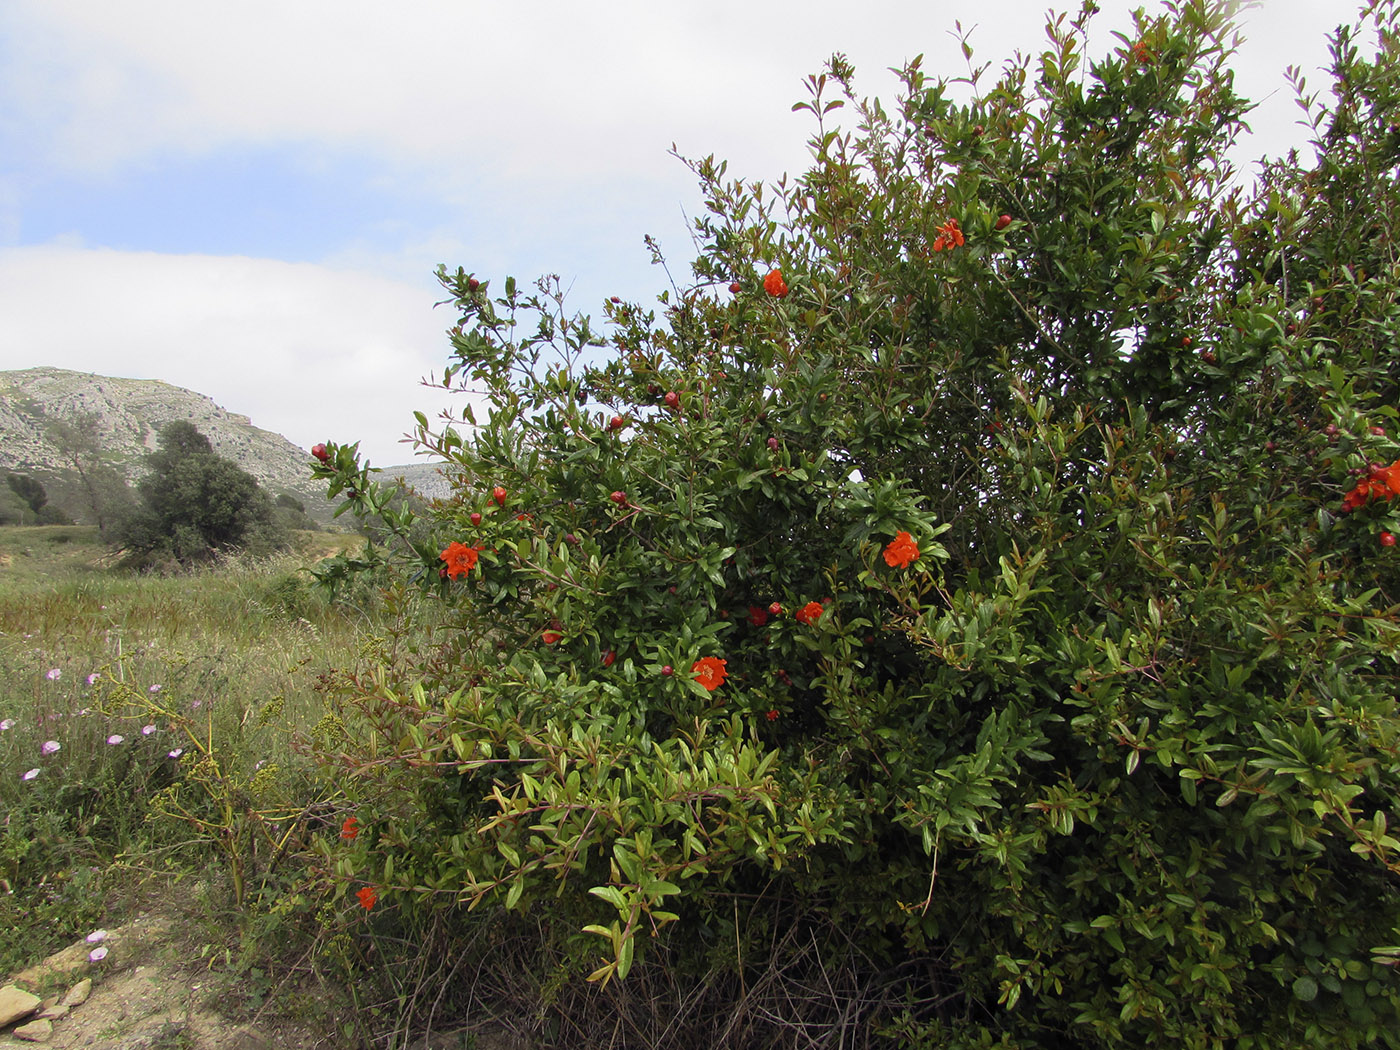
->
[12,1016,54,1041]
[11,942,93,985]
[59,978,91,1007]
[0,985,41,1028]
[37,1002,69,1020]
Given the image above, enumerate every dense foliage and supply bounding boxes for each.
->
[312,2,1400,1045]
[118,421,287,563]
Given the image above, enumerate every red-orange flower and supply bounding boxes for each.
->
[1131,40,1151,63]
[439,541,481,580]
[1341,459,1400,511]
[340,816,359,841]
[763,269,789,298]
[883,531,920,568]
[766,709,779,721]
[748,605,768,627]
[356,886,377,910]
[542,630,563,645]
[794,601,824,625]
[932,219,965,252]
[602,649,616,667]
[692,656,728,691]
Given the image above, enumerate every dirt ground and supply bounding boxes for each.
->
[0,912,344,1050]
[0,911,531,1050]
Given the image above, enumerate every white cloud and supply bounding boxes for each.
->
[2,0,1345,186]
[0,0,1358,473]
[0,245,476,466]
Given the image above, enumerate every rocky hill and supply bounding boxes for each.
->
[0,368,451,525]
[380,460,454,501]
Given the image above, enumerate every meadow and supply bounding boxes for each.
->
[0,525,374,979]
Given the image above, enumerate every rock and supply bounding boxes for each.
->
[60,978,92,1007]
[12,1016,54,1042]
[15,913,175,987]
[37,1002,70,1020]
[11,941,95,984]
[0,984,42,1027]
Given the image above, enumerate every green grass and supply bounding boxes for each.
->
[0,525,378,975]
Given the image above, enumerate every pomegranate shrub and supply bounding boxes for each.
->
[309,4,1400,1046]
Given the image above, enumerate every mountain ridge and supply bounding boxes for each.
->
[0,367,451,524]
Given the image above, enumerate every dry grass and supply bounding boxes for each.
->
[0,526,379,974]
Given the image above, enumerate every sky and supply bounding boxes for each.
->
[0,0,1360,467]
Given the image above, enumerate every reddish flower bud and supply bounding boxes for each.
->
[492,486,507,506]
[995,214,1012,231]
[470,512,482,526]
[1382,532,1397,548]
[610,490,627,505]
[311,443,329,463]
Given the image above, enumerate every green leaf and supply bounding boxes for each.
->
[589,885,629,913]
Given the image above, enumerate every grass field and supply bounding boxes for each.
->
[0,525,377,976]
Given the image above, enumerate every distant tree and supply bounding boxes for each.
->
[115,422,288,563]
[0,485,30,525]
[47,412,135,537]
[273,492,319,532]
[1,473,73,526]
[34,504,73,525]
[146,420,213,471]
[6,473,47,517]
